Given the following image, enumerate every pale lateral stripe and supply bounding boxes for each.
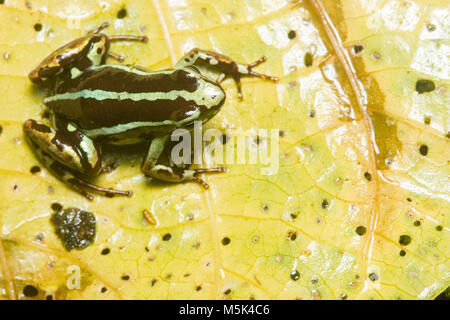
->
[87,64,175,77]
[81,110,200,137]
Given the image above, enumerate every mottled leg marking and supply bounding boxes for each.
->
[90,22,148,43]
[89,22,148,42]
[107,52,125,62]
[108,35,148,43]
[90,22,110,34]
[175,48,279,100]
[23,119,132,200]
[90,22,148,63]
[141,135,226,188]
[23,119,102,176]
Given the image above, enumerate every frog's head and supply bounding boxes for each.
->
[28,34,110,84]
[196,76,226,123]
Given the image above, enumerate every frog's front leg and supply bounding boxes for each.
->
[23,119,132,200]
[28,22,148,84]
[176,48,279,100]
[141,135,225,189]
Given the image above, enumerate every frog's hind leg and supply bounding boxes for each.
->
[23,119,132,200]
[141,135,226,189]
[31,146,95,201]
[175,48,279,100]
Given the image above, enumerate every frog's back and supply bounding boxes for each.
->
[43,65,206,135]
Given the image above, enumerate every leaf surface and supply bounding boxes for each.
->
[0,0,448,299]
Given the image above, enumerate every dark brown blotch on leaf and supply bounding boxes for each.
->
[51,207,96,251]
[415,79,435,94]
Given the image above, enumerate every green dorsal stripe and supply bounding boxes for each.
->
[45,82,223,110]
[45,89,194,103]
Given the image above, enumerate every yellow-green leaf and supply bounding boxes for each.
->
[0,0,448,300]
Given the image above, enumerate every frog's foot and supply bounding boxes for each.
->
[232,56,279,101]
[29,143,133,200]
[188,167,227,189]
[246,56,280,80]
[30,142,132,200]
[145,165,226,189]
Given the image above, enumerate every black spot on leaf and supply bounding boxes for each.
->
[23,285,38,297]
[288,30,296,39]
[34,23,42,32]
[354,44,364,54]
[415,79,435,94]
[117,8,127,19]
[356,226,367,236]
[419,145,428,156]
[290,270,300,281]
[399,235,411,246]
[304,52,313,67]
[30,165,41,174]
[369,273,379,281]
[426,23,436,32]
[288,231,297,241]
